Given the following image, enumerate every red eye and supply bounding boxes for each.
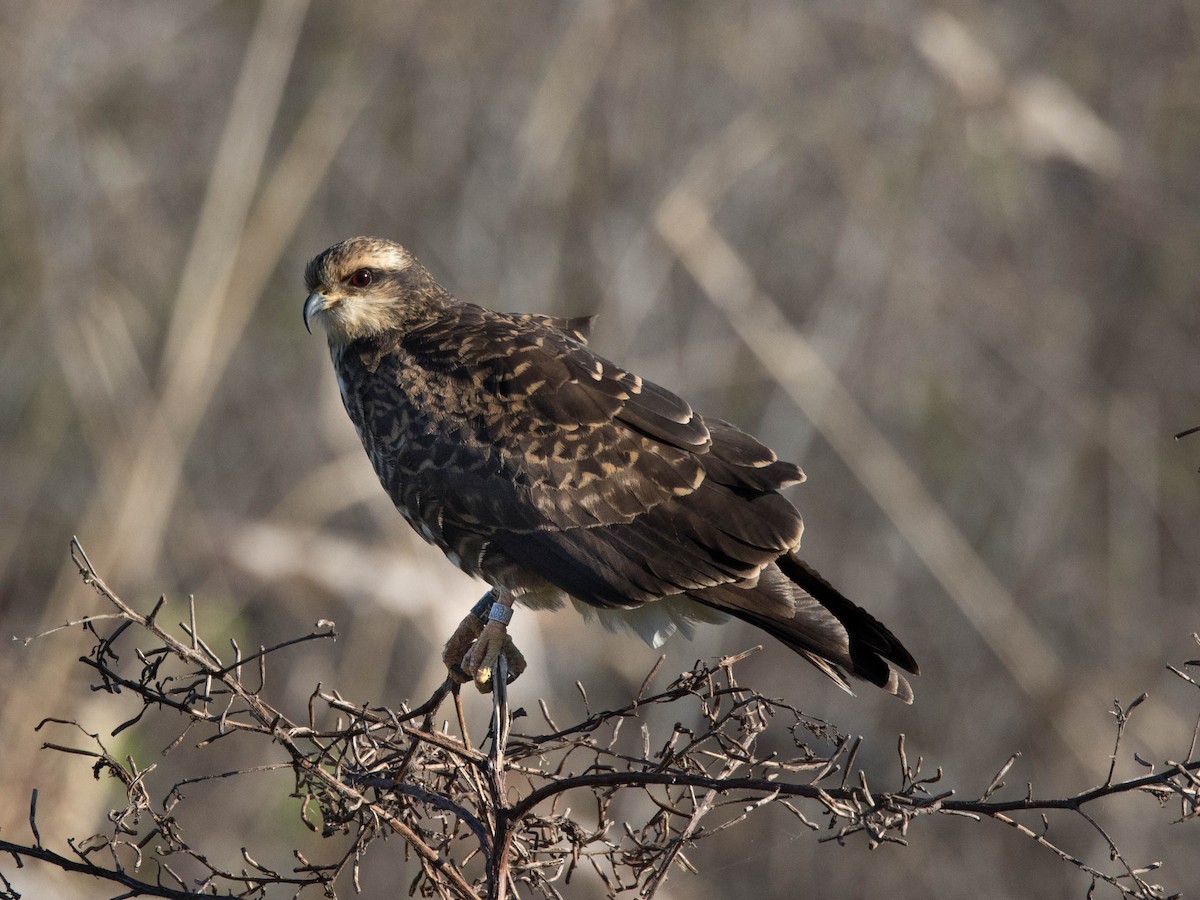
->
[349,268,373,288]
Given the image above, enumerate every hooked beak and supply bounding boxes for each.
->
[303,291,329,335]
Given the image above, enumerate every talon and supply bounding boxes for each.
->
[462,619,508,684]
[462,623,527,693]
[501,636,526,683]
[469,636,526,694]
[444,593,526,692]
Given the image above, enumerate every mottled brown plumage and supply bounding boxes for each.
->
[303,236,919,700]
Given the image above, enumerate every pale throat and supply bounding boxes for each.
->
[321,297,406,346]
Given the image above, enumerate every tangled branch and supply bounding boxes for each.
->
[2,540,1198,899]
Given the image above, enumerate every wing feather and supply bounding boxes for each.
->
[335,301,805,603]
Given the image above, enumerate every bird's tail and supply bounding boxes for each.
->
[691,553,919,702]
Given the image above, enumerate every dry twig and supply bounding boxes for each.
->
[1,542,1197,899]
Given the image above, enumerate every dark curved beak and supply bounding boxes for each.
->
[303,291,328,335]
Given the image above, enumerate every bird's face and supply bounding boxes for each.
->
[303,237,429,344]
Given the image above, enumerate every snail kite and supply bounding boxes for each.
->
[303,237,918,700]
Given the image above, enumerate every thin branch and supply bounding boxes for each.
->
[6,539,1196,900]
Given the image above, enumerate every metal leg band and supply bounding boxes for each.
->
[470,592,496,622]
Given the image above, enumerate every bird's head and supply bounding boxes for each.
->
[303,237,443,344]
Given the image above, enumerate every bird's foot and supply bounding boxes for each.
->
[461,620,526,693]
[443,595,526,693]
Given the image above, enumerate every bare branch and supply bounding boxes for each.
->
[3,540,1196,899]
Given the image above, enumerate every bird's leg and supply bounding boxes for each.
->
[443,590,527,693]
[442,592,492,684]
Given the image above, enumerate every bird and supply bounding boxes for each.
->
[303,236,919,701]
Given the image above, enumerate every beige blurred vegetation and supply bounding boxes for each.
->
[1,1,1199,897]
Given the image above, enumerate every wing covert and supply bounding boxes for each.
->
[334,302,804,604]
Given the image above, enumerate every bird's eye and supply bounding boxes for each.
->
[349,268,373,288]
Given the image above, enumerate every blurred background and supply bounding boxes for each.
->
[2,1,1199,897]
